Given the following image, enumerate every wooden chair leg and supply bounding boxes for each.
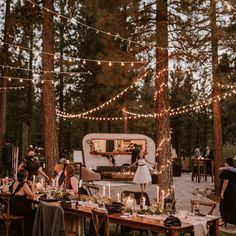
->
[22,219,25,236]
[5,221,11,236]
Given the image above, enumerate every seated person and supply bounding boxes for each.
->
[10,169,34,200]
[9,169,35,235]
[62,165,80,194]
[54,163,65,188]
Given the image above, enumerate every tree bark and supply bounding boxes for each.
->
[58,0,66,154]
[27,21,34,146]
[210,0,222,195]
[42,0,58,178]
[155,0,173,193]
[0,0,11,145]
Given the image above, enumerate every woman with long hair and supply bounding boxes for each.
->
[63,165,79,194]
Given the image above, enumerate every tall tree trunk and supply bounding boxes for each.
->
[58,0,66,153]
[42,0,58,178]
[0,0,11,145]
[27,22,34,146]
[155,0,173,193]
[210,0,222,195]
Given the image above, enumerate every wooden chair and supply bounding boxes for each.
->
[91,208,109,236]
[120,191,150,236]
[190,200,216,215]
[84,183,99,196]
[164,198,176,211]
[186,200,217,236]
[0,193,24,236]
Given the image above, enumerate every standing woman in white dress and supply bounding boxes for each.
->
[132,151,152,192]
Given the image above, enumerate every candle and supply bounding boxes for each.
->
[156,186,160,203]
[66,160,70,164]
[41,178,44,188]
[102,186,106,197]
[51,178,55,188]
[33,175,36,185]
[161,190,165,210]
[117,193,120,202]
[143,197,146,207]
[108,183,111,199]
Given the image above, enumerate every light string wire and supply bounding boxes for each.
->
[25,0,167,51]
[57,57,171,118]
[57,64,151,118]
[2,41,147,66]
[0,64,91,77]
[122,87,236,118]
[0,86,25,90]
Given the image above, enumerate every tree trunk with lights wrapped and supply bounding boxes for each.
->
[210,0,222,195]
[155,0,173,194]
[42,0,58,178]
[0,0,11,146]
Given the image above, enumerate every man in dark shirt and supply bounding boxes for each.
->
[203,146,214,175]
[131,144,140,164]
[1,138,14,177]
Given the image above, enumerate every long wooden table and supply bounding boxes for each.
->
[63,204,220,236]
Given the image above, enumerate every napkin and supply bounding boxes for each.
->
[181,215,208,236]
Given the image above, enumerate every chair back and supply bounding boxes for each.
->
[190,200,216,215]
[85,184,99,196]
[91,208,109,236]
[0,193,11,216]
[32,201,65,236]
[164,198,176,211]
[121,191,150,206]
[0,193,25,236]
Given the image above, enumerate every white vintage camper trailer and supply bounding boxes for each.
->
[82,133,155,170]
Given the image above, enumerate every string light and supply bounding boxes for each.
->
[123,88,236,118]
[56,113,139,121]
[3,41,146,67]
[0,64,91,77]
[57,68,149,118]
[57,64,170,119]
[0,86,25,91]
[215,82,236,89]
[25,0,168,51]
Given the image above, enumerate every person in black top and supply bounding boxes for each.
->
[54,163,65,188]
[1,138,14,177]
[9,169,35,236]
[219,158,236,226]
[203,146,214,175]
[131,144,140,165]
